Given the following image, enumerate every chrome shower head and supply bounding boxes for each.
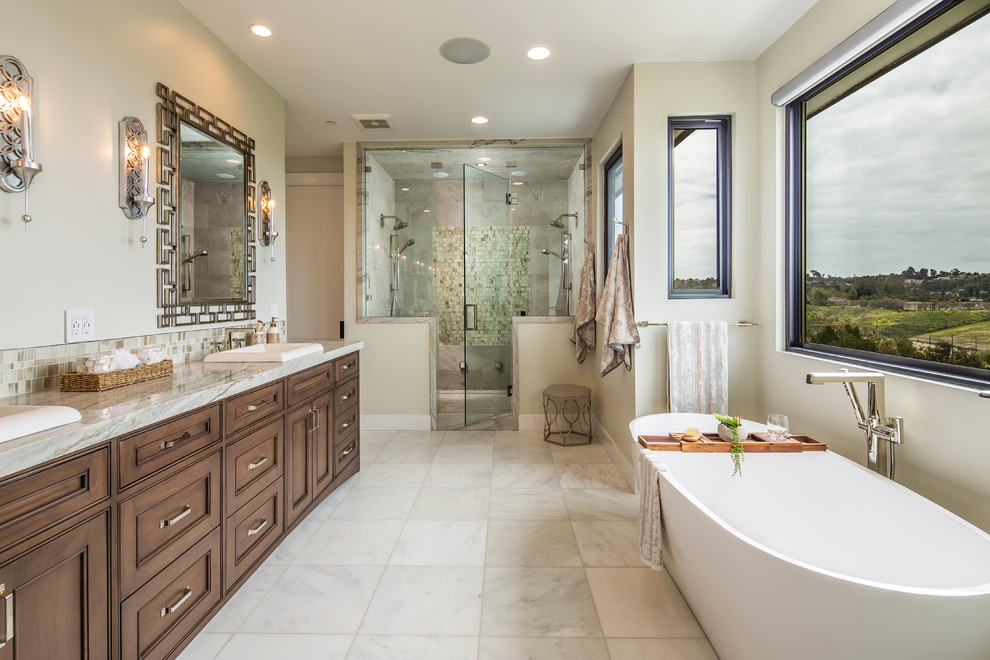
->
[549,219,566,229]
[380,214,407,230]
[183,249,209,263]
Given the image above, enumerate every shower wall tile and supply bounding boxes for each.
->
[436,180,464,203]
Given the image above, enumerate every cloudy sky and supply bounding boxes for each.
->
[671,128,718,280]
[805,12,990,277]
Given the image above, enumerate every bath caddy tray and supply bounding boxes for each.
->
[59,360,173,392]
[638,432,826,452]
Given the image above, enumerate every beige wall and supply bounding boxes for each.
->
[0,0,285,350]
[514,319,589,429]
[754,0,990,532]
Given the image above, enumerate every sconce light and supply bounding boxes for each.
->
[118,116,155,246]
[258,180,278,259]
[0,55,43,228]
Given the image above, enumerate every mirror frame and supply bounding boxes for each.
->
[155,82,257,327]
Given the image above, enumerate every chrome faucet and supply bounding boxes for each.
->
[806,369,903,479]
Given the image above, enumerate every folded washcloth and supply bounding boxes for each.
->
[666,321,728,413]
[596,233,640,376]
[570,249,596,363]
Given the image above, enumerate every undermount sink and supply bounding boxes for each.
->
[203,342,324,363]
[0,405,83,443]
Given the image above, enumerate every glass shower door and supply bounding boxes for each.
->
[463,165,513,427]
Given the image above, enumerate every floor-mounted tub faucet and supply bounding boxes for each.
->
[806,369,903,479]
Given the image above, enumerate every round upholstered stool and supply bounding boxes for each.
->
[542,384,592,446]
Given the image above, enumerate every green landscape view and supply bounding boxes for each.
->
[805,268,990,370]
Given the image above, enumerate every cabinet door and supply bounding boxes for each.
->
[0,512,109,660]
[284,404,314,527]
[310,392,334,496]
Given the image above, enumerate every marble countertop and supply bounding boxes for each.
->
[0,339,363,480]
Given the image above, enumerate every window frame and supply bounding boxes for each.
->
[603,144,623,273]
[784,0,990,389]
[667,115,732,299]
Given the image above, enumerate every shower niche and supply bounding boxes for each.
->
[360,142,589,429]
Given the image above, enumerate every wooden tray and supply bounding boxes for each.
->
[638,431,826,452]
[59,360,173,392]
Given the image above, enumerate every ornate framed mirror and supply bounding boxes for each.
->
[155,82,257,327]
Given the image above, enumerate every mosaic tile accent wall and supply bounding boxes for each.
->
[0,321,286,398]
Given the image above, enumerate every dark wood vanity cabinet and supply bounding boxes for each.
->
[0,349,359,660]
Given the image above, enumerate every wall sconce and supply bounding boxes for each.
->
[0,55,43,228]
[118,116,155,246]
[258,180,278,260]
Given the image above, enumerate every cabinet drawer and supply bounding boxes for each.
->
[0,447,109,552]
[224,381,285,436]
[285,360,334,408]
[333,405,358,438]
[226,418,284,515]
[333,352,359,383]
[119,451,221,598]
[334,428,359,476]
[118,405,220,489]
[120,527,221,660]
[335,377,359,415]
[225,478,283,590]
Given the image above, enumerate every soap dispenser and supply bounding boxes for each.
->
[266,317,280,344]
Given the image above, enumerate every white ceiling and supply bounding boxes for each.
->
[177,0,818,159]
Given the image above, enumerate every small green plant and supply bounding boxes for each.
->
[713,413,744,477]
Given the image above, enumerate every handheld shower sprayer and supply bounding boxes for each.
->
[183,249,209,263]
[395,238,415,258]
[541,248,564,260]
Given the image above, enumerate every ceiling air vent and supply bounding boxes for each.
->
[351,114,395,130]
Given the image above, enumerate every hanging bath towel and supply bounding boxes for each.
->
[666,320,728,413]
[596,234,640,376]
[570,249,596,363]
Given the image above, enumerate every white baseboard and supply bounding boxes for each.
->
[592,416,635,489]
[517,414,544,431]
[360,415,432,431]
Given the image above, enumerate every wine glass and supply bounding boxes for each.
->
[767,414,789,442]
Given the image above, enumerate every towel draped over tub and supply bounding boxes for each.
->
[637,449,666,570]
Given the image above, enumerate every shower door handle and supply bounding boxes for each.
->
[465,304,478,331]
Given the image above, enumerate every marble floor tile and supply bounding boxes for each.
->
[481,567,603,637]
[489,488,568,520]
[557,463,628,489]
[264,520,322,565]
[215,633,352,660]
[563,488,639,520]
[389,430,446,445]
[606,638,720,660]
[372,445,439,464]
[175,632,230,660]
[390,520,488,566]
[329,487,419,520]
[353,462,430,488]
[491,463,559,489]
[203,564,287,633]
[485,521,582,567]
[359,566,484,636]
[360,430,395,446]
[307,480,357,520]
[585,568,705,638]
[443,430,496,445]
[409,487,491,520]
[493,444,553,464]
[347,635,478,660]
[494,429,545,444]
[240,565,383,634]
[479,637,610,660]
[360,445,384,465]
[571,521,641,567]
[423,462,493,488]
[550,443,610,464]
[433,444,495,463]
[294,520,403,565]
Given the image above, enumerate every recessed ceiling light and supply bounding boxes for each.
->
[225,158,239,164]
[249,24,272,37]
[400,187,410,191]
[432,172,449,178]
[512,181,524,186]
[477,157,492,162]
[471,116,489,125]
[476,163,487,167]
[511,170,528,177]
[527,46,550,61]
[217,172,236,179]
[423,209,431,213]
[439,37,491,65]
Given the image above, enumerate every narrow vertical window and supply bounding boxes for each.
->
[603,145,623,272]
[668,116,731,298]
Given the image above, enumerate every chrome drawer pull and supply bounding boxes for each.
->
[341,363,349,370]
[247,519,269,537]
[161,587,192,617]
[341,393,350,401]
[246,401,267,412]
[0,583,13,648]
[161,431,192,450]
[341,421,350,429]
[160,505,192,528]
[312,407,320,432]
[247,456,269,470]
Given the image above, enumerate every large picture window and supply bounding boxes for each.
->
[787,0,990,385]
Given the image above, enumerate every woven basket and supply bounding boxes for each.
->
[59,360,173,392]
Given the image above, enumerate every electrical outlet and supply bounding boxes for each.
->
[65,309,96,343]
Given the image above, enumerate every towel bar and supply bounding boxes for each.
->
[637,320,757,327]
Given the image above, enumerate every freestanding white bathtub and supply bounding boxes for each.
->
[631,413,990,660]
